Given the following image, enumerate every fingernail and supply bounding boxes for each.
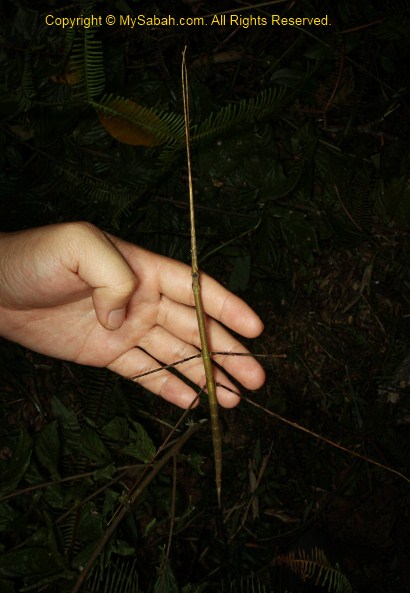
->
[106,307,126,330]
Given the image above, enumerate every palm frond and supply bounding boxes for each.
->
[372,0,410,41]
[276,547,353,593]
[54,163,146,225]
[85,556,141,593]
[21,53,35,106]
[227,573,270,592]
[192,86,288,142]
[69,30,105,100]
[158,86,289,170]
[349,170,377,232]
[76,368,130,423]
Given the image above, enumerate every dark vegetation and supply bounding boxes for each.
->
[1,0,410,591]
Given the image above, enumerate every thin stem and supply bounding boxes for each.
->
[70,422,202,593]
[130,351,285,381]
[182,47,223,507]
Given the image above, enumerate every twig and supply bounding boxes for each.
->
[182,47,223,507]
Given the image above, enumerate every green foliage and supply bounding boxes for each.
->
[35,421,61,480]
[192,86,289,143]
[101,416,156,463]
[0,547,58,579]
[69,29,105,100]
[0,430,32,498]
[86,557,140,593]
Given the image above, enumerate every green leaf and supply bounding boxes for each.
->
[12,6,39,43]
[23,526,48,547]
[143,517,157,538]
[35,420,60,480]
[0,429,32,497]
[0,547,57,578]
[93,462,116,481]
[102,488,119,521]
[0,579,15,593]
[378,177,410,224]
[51,396,81,454]
[101,417,154,461]
[63,477,94,507]
[0,504,18,533]
[101,416,129,441]
[279,210,318,263]
[69,31,105,101]
[76,504,103,542]
[43,485,66,510]
[125,420,156,463]
[265,161,304,199]
[43,512,65,566]
[193,86,288,143]
[71,540,99,572]
[79,425,111,464]
[154,561,179,593]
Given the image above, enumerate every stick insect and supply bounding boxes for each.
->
[129,49,410,507]
[182,47,223,506]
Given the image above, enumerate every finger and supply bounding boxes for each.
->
[157,296,266,390]
[156,259,264,338]
[108,336,239,408]
[137,325,242,406]
[108,237,263,339]
[68,223,138,330]
[109,347,199,408]
[108,346,239,408]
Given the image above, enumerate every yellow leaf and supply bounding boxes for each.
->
[96,98,166,146]
[50,68,83,86]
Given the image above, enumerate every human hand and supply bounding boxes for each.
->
[0,222,265,408]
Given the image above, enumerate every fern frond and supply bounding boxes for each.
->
[92,94,185,144]
[60,511,83,559]
[276,546,353,593]
[63,25,76,55]
[21,53,35,104]
[85,556,141,593]
[69,30,105,100]
[78,368,132,423]
[372,0,410,39]
[158,86,288,170]
[349,170,376,232]
[228,572,269,592]
[192,86,288,142]
[157,139,184,170]
[55,163,146,224]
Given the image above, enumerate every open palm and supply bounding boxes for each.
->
[0,222,265,408]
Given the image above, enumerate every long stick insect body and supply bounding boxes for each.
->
[182,48,222,507]
[133,50,410,510]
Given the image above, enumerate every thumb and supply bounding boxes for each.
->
[73,224,138,330]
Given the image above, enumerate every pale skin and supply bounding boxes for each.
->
[0,222,265,408]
